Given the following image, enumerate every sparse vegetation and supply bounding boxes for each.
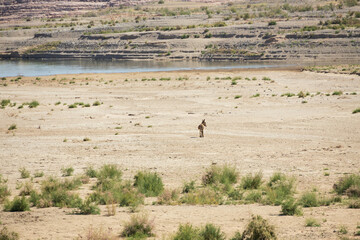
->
[0,227,19,240]
[61,167,74,177]
[305,218,321,227]
[241,172,263,190]
[19,167,30,179]
[353,108,360,114]
[134,171,164,197]
[121,213,154,239]
[333,174,360,197]
[0,175,11,203]
[4,196,30,212]
[8,124,17,131]
[239,215,277,240]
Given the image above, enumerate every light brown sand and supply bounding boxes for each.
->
[0,68,359,239]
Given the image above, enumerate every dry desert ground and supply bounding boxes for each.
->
[0,68,359,239]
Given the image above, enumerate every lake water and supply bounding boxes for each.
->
[0,59,294,77]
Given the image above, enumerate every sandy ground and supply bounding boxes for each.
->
[0,68,359,239]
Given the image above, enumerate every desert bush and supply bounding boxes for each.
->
[77,225,117,240]
[265,172,296,205]
[227,187,244,200]
[202,165,238,186]
[332,91,343,96]
[85,166,97,178]
[240,215,277,240]
[90,180,144,207]
[1,99,11,108]
[34,171,44,178]
[244,190,263,203]
[333,174,360,197]
[97,164,122,181]
[76,198,100,215]
[0,227,19,240]
[251,93,260,98]
[28,100,39,108]
[4,196,30,212]
[305,218,321,227]
[353,108,360,114]
[93,101,101,106]
[281,198,302,216]
[134,171,164,197]
[172,223,201,240]
[38,176,82,208]
[348,199,360,208]
[200,224,226,240]
[157,189,179,205]
[0,175,11,203]
[121,213,154,238]
[241,172,263,190]
[182,180,196,193]
[339,225,348,234]
[8,124,16,131]
[19,167,30,179]
[299,192,319,207]
[234,95,242,99]
[19,181,34,196]
[61,167,74,177]
[281,92,295,97]
[181,188,222,205]
[268,21,277,26]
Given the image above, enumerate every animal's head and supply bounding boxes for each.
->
[202,119,207,127]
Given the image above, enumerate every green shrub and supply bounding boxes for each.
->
[8,124,16,131]
[93,101,101,106]
[348,199,360,208]
[173,223,200,240]
[19,167,30,179]
[202,165,238,186]
[34,171,44,178]
[299,192,319,207]
[158,189,179,205]
[281,92,295,97]
[121,213,154,238]
[1,99,11,108]
[339,225,348,234]
[333,174,360,197]
[28,100,39,108]
[0,175,11,203]
[265,173,296,205]
[305,218,321,227]
[76,198,100,215]
[245,190,263,203]
[19,181,34,196]
[332,91,343,96]
[234,95,242,99]
[268,21,277,26]
[0,227,19,240]
[182,180,196,193]
[281,198,302,216]
[134,171,164,197]
[4,196,30,212]
[38,176,83,208]
[241,172,263,190]
[181,188,222,205]
[241,215,277,240]
[85,166,97,178]
[353,108,360,114]
[61,167,74,177]
[97,164,122,181]
[200,224,226,240]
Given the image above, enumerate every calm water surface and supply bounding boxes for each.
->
[0,59,294,77]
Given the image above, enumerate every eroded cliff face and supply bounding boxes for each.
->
[0,0,155,20]
[0,0,360,63]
